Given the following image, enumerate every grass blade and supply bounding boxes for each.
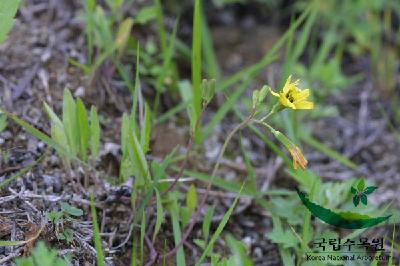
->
[201,77,251,142]
[219,4,313,92]
[0,0,21,43]
[201,7,220,79]
[170,199,186,266]
[301,134,358,170]
[90,106,100,162]
[90,193,105,266]
[77,98,90,161]
[140,103,152,154]
[0,155,43,190]
[195,184,244,266]
[0,240,25,247]
[191,0,202,134]
[62,89,79,156]
[152,188,164,242]
[3,110,78,162]
[156,17,179,94]
[155,0,167,54]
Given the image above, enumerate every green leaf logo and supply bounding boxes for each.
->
[350,179,377,207]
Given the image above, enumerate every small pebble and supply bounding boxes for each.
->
[242,236,252,248]
[74,86,85,97]
[254,247,263,258]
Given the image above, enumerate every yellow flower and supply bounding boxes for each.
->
[270,75,314,109]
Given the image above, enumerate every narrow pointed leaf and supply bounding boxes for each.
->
[76,98,90,161]
[364,186,378,195]
[140,103,151,154]
[360,194,368,205]
[357,179,365,191]
[62,89,79,155]
[353,195,360,207]
[90,106,100,162]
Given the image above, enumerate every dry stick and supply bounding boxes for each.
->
[160,136,193,197]
[145,106,208,265]
[160,104,206,197]
[144,234,158,266]
[162,110,256,259]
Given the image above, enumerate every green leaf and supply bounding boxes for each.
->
[202,206,215,241]
[156,17,179,93]
[0,157,38,190]
[201,79,216,105]
[169,197,186,266]
[135,6,158,25]
[155,0,167,54]
[123,113,150,186]
[0,113,7,132]
[266,216,299,249]
[225,234,254,266]
[43,103,62,128]
[201,78,249,142]
[357,179,365,191]
[191,0,202,136]
[15,241,69,266]
[180,206,191,228]
[44,102,70,160]
[140,103,152,154]
[201,8,221,79]
[301,134,358,170]
[186,184,198,213]
[61,202,83,217]
[364,186,378,195]
[76,98,90,161]
[350,186,357,194]
[47,211,63,223]
[195,184,244,266]
[3,110,77,162]
[353,195,360,207]
[62,89,79,155]
[105,0,123,12]
[0,240,25,247]
[152,188,164,242]
[90,106,100,162]
[360,194,368,205]
[0,0,21,43]
[115,18,134,54]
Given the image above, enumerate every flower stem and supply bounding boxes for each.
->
[260,103,283,122]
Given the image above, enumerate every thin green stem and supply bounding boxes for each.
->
[259,103,283,122]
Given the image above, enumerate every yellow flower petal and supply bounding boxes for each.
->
[269,87,280,97]
[293,89,310,101]
[294,101,314,109]
[282,75,292,94]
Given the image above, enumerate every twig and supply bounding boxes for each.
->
[0,247,23,264]
[0,166,22,176]
[144,234,158,266]
[160,137,193,197]
[161,110,255,259]
[160,104,207,197]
